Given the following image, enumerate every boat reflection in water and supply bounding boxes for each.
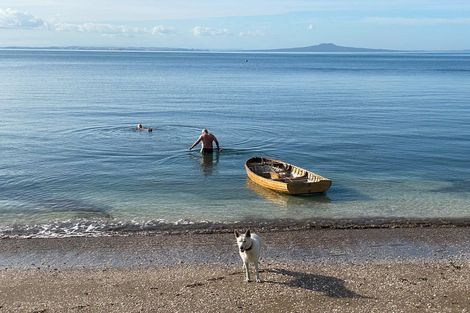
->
[246,179,331,207]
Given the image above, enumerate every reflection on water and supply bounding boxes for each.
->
[200,151,219,176]
[36,198,113,218]
[0,197,113,225]
[246,179,331,207]
[189,151,219,176]
[431,180,470,193]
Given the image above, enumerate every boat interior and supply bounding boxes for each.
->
[248,159,323,183]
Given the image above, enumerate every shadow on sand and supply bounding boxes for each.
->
[264,268,368,299]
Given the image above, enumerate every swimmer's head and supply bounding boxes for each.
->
[137,123,143,129]
[202,128,208,134]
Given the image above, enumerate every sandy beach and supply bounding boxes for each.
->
[0,227,469,312]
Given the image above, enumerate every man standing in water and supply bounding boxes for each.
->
[189,129,221,153]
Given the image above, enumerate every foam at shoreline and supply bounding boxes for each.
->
[1,217,469,239]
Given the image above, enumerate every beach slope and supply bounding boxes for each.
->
[0,227,469,312]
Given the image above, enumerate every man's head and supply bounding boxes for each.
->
[202,128,208,135]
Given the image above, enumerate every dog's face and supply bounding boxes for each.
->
[235,229,252,253]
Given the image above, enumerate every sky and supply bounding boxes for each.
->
[1,0,470,50]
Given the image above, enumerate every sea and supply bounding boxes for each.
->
[0,49,469,237]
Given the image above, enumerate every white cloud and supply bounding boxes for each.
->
[308,24,314,30]
[53,22,148,37]
[76,23,131,34]
[192,26,230,37]
[152,25,175,35]
[0,8,174,36]
[55,23,176,36]
[364,17,470,26]
[239,29,265,37]
[0,8,49,29]
[53,22,80,32]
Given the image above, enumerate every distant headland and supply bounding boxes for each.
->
[251,43,398,53]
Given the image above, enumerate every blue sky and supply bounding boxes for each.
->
[1,0,470,49]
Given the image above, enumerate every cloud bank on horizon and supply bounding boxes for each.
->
[1,1,470,50]
[0,8,174,36]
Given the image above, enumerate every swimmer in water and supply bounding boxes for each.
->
[136,123,153,132]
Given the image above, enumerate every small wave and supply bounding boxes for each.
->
[2,216,470,239]
[0,219,182,238]
[62,125,131,137]
[60,122,280,157]
[1,217,258,238]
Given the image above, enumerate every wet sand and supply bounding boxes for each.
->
[0,227,469,312]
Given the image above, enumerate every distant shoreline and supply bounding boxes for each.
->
[1,43,469,54]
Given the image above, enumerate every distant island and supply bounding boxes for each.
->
[252,43,398,53]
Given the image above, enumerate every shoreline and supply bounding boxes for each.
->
[2,216,470,239]
[0,227,469,312]
[1,227,469,269]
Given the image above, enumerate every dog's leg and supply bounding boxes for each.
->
[244,262,250,282]
[254,261,261,283]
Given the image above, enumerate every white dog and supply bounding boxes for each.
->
[235,229,262,282]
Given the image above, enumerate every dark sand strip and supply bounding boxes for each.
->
[0,227,469,269]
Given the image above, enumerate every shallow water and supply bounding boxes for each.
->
[0,50,469,236]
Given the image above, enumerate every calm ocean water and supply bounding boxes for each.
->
[0,50,469,237]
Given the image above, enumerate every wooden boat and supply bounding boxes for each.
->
[245,157,331,195]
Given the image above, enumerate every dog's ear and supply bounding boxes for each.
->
[234,230,240,238]
[245,229,251,237]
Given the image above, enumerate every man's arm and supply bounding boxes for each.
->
[189,136,202,150]
[213,135,220,150]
